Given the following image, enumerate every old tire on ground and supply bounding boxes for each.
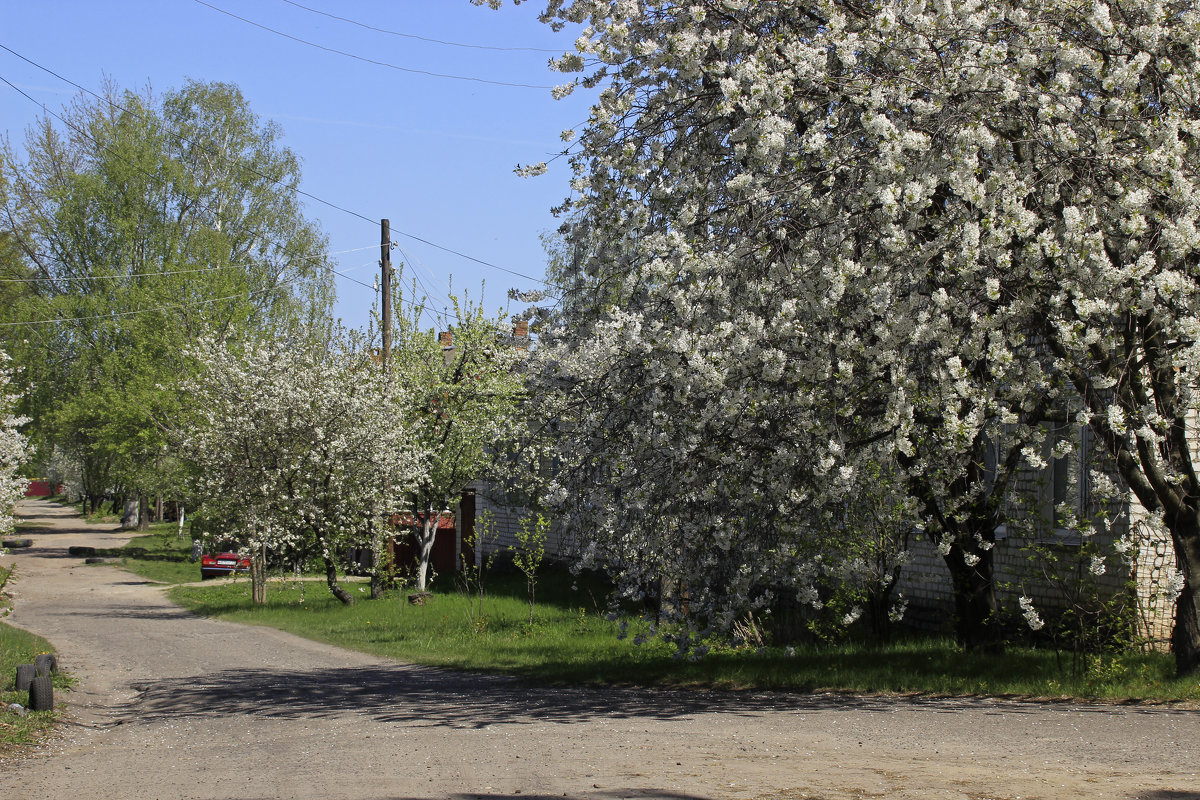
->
[84,556,109,564]
[1,538,32,548]
[28,674,53,712]
[35,653,57,675]
[68,545,96,556]
[15,663,36,692]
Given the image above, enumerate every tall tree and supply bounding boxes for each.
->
[0,79,333,516]
[518,0,1200,665]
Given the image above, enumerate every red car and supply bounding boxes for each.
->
[200,548,251,580]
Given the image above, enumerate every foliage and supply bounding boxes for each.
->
[179,327,422,605]
[0,562,13,620]
[389,286,527,592]
[512,512,549,625]
[0,352,30,622]
[459,508,501,630]
[0,353,29,539]
[0,79,333,518]
[509,0,1200,666]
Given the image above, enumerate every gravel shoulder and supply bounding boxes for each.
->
[1,498,1198,800]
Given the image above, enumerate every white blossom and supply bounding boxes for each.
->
[1019,596,1046,632]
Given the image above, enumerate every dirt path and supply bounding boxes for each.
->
[1,498,1198,800]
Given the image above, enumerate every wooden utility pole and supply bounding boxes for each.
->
[381,218,392,374]
[374,218,394,600]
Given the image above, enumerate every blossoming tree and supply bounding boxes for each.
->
[514,0,1200,668]
[181,328,421,604]
[0,353,28,536]
[390,294,526,593]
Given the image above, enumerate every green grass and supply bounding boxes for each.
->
[0,620,70,751]
[167,569,1200,702]
[89,523,200,584]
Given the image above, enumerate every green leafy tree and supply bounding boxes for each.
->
[390,286,526,593]
[512,512,549,625]
[0,79,333,519]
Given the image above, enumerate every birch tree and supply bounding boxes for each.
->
[1,79,332,518]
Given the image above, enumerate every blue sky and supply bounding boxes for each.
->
[0,0,593,333]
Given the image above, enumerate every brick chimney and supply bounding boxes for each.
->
[439,330,455,367]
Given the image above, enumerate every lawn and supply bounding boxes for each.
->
[87,523,201,584]
[0,621,69,751]
[166,567,1200,703]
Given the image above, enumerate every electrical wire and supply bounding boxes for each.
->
[192,0,557,90]
[0,244,382,283]
[390,247,451,328]
[275,0,562,53]
[0,47,561,296]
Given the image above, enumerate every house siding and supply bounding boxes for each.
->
[467,482,572,567]
[894,429,1178,648]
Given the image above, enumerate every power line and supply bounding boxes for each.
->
[390,249,450,329]
[390,228,551,291]
[192,0,556,90]
[0,53,380,229]
[275,0,562,53]
[0,47,560,295]
[330,265,375,292]
[0,244,381,283]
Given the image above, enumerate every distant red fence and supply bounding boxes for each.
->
[25,480,62,497]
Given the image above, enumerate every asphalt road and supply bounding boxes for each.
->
[2,498,1199,800]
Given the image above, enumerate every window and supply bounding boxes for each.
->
[1042,422,1091,539]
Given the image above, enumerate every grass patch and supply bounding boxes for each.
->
[167,569,1200,702]
[91,523,199,584]
[0,621,69,751]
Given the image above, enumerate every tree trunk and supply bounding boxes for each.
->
[942,541,1002,653]
[1168,515,1200,676]
[369,517,389,600]
[322,552,354,605]
[251,546,266,605]
[415,512,438,592]
[137,495,150,531]
[865,567,902,644]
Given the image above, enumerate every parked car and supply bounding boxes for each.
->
[200,547,251,580]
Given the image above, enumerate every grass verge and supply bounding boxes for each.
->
[0,621,69,752]
[167,569,1200,703]
[88,523,198,584]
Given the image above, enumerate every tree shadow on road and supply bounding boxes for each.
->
[126,659,1190,731]
[384,794,719,800]
[362,794,718,800]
